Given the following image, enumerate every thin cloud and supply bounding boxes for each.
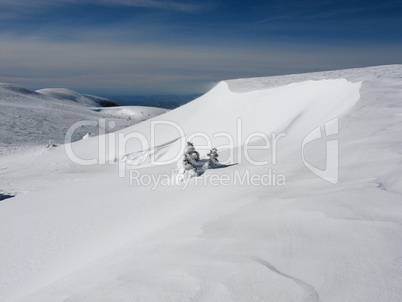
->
[1,35,401,94]
[300,1,402,20]
[256,0,402,23]
[0,0,215,13]
[96,0,216,13]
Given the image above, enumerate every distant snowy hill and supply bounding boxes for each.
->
[0,84,168,153]
[0,65,401,302]
[36,88,102,107]
[36,88,119,107]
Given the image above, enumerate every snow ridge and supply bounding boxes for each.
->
[0,65,401,302]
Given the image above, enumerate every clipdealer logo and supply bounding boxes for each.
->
[302,118,339,184]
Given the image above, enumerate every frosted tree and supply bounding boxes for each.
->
[184,141,200,169]
[204,147,219,169]
[176,142,200,181]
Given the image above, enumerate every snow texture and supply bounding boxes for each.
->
[0,65,402,301]
[0,84,168,154]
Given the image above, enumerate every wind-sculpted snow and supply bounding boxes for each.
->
[0,65,402,302]
[66,77,360,166]
[226,64,402,93]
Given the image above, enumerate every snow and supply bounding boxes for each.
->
[0,65,401,301]
[93,105,168,121]
[36,88,102,107]
[0,85,168,154]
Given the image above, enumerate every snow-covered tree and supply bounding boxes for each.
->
[204,147,219,169]
[183,141,200,169]
[176,142,200,181]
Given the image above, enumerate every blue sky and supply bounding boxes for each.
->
[0,0,401,95]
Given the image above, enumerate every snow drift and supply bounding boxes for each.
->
[66,78,361,168]
[0,65,401,302]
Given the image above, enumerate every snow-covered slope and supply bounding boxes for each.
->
[93,105,168,121]
[36,88,120,107]
[0,84,168,153]
[36,88,102,107]
[0,65,401,302]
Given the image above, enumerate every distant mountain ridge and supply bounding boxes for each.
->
[36,88,119,107]
[109,94,201,109]
[0,83,167,152]
[0,84,119,107]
